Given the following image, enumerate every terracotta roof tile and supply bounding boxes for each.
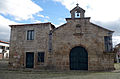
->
[0,40,9,44]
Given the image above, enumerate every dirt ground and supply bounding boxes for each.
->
[0,69,120,79]
[0,60,8,69]
[0,60,120,79]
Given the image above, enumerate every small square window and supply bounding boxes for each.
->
[1,46,5,49]
[38,52,44,62]
[27,30,34,40]
[6,47,9,50]
[76,24,81,28]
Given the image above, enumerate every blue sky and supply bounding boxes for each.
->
[0,0,69,25]
[16,0,69,25]
[0,0,120,46]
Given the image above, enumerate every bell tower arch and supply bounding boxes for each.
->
[70,3,85,19]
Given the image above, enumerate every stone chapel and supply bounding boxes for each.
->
[9,4,115,70]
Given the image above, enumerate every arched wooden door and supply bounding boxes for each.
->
[70,46,88,70]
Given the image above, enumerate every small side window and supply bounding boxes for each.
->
[104,36,112,52]
[1,46,5,49]
[38,52,44,63]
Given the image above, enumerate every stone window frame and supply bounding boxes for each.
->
[6,47,9,50]
[75,11,80,18]
[1,46,5,49]
[27,30,34,40]
[104,36,113,52]
[38,52,45,63]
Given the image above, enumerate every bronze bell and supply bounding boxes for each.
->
[76,10,80,16]
[77,13,79,16]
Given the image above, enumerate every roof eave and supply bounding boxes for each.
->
[9,22,52,27]
[90,23,114,33]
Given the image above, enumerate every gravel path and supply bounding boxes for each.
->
[0,69,120,79]
[0,60,8,69]
[0,60,120,79]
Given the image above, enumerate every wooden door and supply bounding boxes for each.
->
[26,52,34,68]
[70,46,88,70]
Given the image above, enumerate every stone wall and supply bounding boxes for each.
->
[9,23,52,68]
[9,18,115,71]
[52,18,115,70]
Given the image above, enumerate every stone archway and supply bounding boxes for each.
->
[70,46,88,70]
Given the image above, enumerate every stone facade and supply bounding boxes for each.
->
[9,23,55,68]
[52,18,114,70]
[9,5,115,71]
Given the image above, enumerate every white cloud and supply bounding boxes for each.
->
[37,14,49,19]
[38,14,44,18]
[43,19,49,23]
[58,18,65,21]
[113,36,120,47]
[54,22,65,27]
[92,19,120,36]
[0,15,17,28]
[54,0,120,22]
[54,0,120,46]
[45,16,49,19]
[0,0,43,21]
[33,20,42,23]
[0,0,44,40]
[0,15,17,40]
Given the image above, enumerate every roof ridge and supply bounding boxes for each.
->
[9,22,52,26]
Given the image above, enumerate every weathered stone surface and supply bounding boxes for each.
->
[9,23,54,69]
[51,18,114,70]
[9,5,115,71]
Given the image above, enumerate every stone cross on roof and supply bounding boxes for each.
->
[70,3,85,19]
[76,3,79,6]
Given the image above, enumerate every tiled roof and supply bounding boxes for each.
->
[9,22,55,29]
[0,40,9,44]
[9,22,52,26]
